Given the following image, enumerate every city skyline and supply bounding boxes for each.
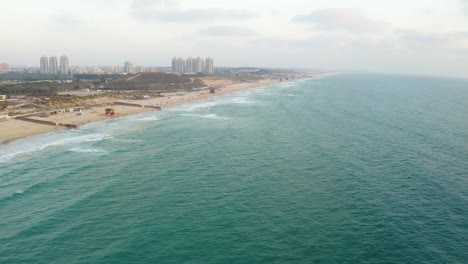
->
[32,56,162,75]
[39,56,70,75]
[2,1,468,78]
[172,57,215,74]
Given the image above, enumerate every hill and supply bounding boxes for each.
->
[103,73,206,91]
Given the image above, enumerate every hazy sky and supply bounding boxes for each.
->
[2,0,468,77]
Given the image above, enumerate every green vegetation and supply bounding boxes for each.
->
[0,72,72,81]
[0,82,74,96]
[124,73,192,84]
[7,111,23,117]
[103,73,206,91]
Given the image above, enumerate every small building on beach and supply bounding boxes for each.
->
[105,108,115,116]
[0,95,6,101]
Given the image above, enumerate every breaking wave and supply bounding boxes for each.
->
[230,96,256,104]
[0,133,112,163]
[180,113,230,120]
[137,116,160,121]
[176,101,218,112]
[68,147,108,153]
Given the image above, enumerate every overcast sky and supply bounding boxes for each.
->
[1,0,468,77]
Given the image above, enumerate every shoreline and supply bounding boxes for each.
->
[0,78,291,145]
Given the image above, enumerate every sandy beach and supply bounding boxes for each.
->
[0,79,281,144]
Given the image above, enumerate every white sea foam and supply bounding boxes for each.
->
[0,189,25,201]
[68,147,108,153]
[111,138,143,143]
[231,96,255,104]
[180,113,230,120]
[137,116,160,121]
[175,101,218,112]
[0,133,112,163]
[277,83,296,89]
[252,88,267,94]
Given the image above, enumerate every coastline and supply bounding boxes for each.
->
[0,79,286,145]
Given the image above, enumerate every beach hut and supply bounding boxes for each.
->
[105,108,115,116]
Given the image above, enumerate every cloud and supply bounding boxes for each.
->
[132,0,179,8]
[461,0,468,14]
[395,30,468,51]
[51,11,83,25]
[131,0,256,22]
[199,26,255,37]
[244,32,468,78]
[292,8,388,33]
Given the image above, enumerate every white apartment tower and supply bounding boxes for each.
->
[172,57,177,72]
[60,55,70,75]
[40,56,49,74]
[185,57,194,73]
[172,57,185,73]
[205,57,214,74]
[49,56,58,74]
[194,57,204,73]
[124,61,134,73]
[177,57,185,73]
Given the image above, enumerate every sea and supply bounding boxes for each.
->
[0,73,467,264]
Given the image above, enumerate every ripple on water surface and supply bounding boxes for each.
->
[0,74,467,264]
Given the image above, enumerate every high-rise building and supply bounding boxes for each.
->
[40,56,49,74]
[194,57,204,73]
[60,55,69,75]
[101,65,124,74]
[124,61,134,73]
[172,57,177,73]
[172,56,212,74]
[49,56,58,74]
[205,57,214,74]
[114,66,124,73]
[134,66,145,73]
[178,57,185,73]
[172,57,185,73]
[185,57,194,73]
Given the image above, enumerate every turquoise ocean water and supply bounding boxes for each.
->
[0,74,467,263]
